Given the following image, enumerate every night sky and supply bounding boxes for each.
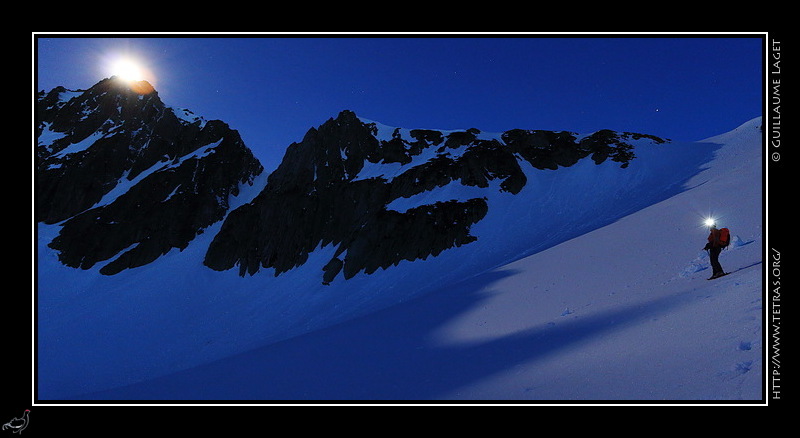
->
[35,34,764,172]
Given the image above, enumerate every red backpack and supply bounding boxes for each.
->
[718,227,731,248]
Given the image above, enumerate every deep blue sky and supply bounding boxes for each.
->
[35,34,764,172]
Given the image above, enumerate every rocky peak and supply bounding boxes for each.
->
[37,76,667,282]
[204,110,668,284]
[36,78,263,275]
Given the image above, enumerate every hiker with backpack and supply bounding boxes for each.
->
[703,222,730,279]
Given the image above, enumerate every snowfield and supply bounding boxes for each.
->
[37,117,763,402]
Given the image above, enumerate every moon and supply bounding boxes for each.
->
[110,57,145,82]
[103,54,156,94]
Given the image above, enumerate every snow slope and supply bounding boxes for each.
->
[37,118,763,401]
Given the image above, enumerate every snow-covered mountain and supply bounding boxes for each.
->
[36,78,763,401]
[36,77,263,275]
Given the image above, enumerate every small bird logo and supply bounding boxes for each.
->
[2,410,29,434]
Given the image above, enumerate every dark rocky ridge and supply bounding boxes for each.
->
[36,77,263,275]
[204,110,667,283]
[36,78,667,282]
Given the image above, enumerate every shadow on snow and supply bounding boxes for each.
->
[78,264,736,401]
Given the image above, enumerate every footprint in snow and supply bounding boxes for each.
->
[717,360,753,381]
[734,361,753,375]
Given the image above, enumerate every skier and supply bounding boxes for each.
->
[703,222,727,279]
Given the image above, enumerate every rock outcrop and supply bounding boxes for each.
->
[36,79,667,282]
[204,110,666,283]
[36,77,263,275]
